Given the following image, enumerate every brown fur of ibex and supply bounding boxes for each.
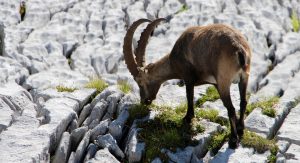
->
[123,18,251,148]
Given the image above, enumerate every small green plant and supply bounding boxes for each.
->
[197,86,220,106]
[85,78,108,94]
[56,85,77,92]
[175,4,189,14]
[208,129,230,154]
[241,130,278,155]
[117,80,132,94]
[196,108,229,126]
[246,97,279,117]
[128,104,150,124]
[138,104,204,161]
[291,10,300,32]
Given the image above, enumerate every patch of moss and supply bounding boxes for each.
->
[246,97,279,118]
[241,130,278,154]
[291,10,300,32]
[196,108,229,126]
[117,80,132,94]
[128,104,150,124]
[85,78,108,94]
[138,104,204,162]
[208,129,230,154]
[197,86,220,106]
[56,85,76,92]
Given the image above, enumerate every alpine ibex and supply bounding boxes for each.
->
[123,18,251,148]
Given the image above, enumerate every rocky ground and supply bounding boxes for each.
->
[1,0,300,162]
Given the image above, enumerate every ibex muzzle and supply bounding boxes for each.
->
[123,18,251,149]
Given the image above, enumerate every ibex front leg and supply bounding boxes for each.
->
[217,84,239,149]
[184,82,195,123]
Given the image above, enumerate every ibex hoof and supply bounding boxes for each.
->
[228,138,239,149]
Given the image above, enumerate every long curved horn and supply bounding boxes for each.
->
[123,19,151,77]
[135,18,166,67]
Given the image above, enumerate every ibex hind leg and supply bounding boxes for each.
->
[217,83,239,149]
[237,75,249,138]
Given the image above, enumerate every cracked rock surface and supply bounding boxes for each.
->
[1,0,300,162]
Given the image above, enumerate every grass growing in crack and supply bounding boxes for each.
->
[138,104,205,162]
[197,86,220,106]
[175,4,189,14]
[85,78,108,94]
[246,97,279,117]
[241,130,278,163]
[117,80,132,94]
[196,108,229,126]
[209,129,231,154]
[291,10,300,32]
[56,85,76,92]
[128,104,150,124]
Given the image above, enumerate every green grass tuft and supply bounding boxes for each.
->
[196,108,229,126]
[128,104,150,124]
[175,4,189,14]
[208,129,230,154]
[117,80,132,94]
[138,104,204,161]
[246,97,279,117]
[56,85,77,92]
[291,10,300,32]
[241,130,278,154]
[85,78,108,94]
[197,86,220,106]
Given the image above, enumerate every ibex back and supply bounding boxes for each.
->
[123,18,251,148]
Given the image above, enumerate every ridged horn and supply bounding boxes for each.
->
[135,18,166,67]
[123,19,151,77]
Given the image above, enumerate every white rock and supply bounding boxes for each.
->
[0,56,29,84]
[86,148,120,163]
[70,126,88,152]
[285,144,300,162]
[75,131,91,163]
[53,132,71,163]
[167,146,194,163]
[109,109,129,142]
[90,119,111,141]
[125,127,145,163]
[97,133,125,159]
[277,104,300,145]
[78,104,92,126]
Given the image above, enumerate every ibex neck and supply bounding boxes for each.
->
[148,54,179,83]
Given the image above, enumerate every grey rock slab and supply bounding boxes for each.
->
[109,109,129,142]
[106,92,124,117]
[70,126,88,152]
[75,131,91,163]
[23,68,89,91]
[151,157,163,163]
[67,119,78,133]
[97,133,125,159]
[53,132,71,163]
[84,144,98,162]
[86,148,120,163]
[78,104,92,126]
[37,97,78,153]
[277,104,300,145]
[153,84,207,108]
[209,144,269,163]
[68,152,76,163]
[90,119,111,141]
[244,108,275,138]
[277,140,291,154]
[166,146,194,163]
[90,86,121,108]
[89,100,108,123]
[0,98,14,133]
[193,120,222,158]
[285,144,300,162]
[35,88,96,110]
[117,93,139,114]
[0,56,29,84]
[125,127,145,163]
[0,83,49,162]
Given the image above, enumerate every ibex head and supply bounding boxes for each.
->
[123,18,166,105]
